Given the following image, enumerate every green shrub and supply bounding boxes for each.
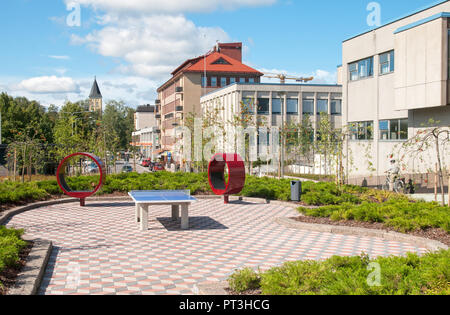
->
[0,226,27,288]
[228,267,261,293]
[229,250,450,295]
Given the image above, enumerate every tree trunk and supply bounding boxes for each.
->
[13,148,17,182]
[435,135,445,206]
[22,145,26,183]
[28,149,32,182]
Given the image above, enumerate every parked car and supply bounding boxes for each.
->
[142,159,152,167]
[121,165,133,173]
[153,164,165,171]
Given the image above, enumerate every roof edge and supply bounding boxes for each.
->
[343,0,448,43]
[394,12,450,34]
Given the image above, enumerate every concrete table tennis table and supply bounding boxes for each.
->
[128,190,198,231]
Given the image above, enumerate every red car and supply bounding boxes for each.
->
[153,164,165,171]
[141,159,152,167]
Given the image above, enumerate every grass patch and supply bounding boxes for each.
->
[228,250,450,295]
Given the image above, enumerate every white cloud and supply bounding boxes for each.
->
[68,0,276,14]
[71,14,230,79]
[17,76,80,94]
[48,55,71,60]
[5,75,159,108]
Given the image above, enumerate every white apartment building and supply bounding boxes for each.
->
[200,82,342,170]
[342,1,450,186]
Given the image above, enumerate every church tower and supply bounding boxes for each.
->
[89,77,103,114]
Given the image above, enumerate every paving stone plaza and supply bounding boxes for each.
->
[6,199,427,295]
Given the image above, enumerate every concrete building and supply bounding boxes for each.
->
[89,77,103,114]
[342,0,450,186]
[201,83,342,172]
[156,43,263,162]
[132,105,160,160]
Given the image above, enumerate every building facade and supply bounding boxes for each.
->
[201,83,342,170]
[132,105,160,160]
[156,42,263,161]
[342,0,450,185]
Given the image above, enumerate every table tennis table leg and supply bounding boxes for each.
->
[135,204,141,223]
[172,205,180,221]
[140,205,149,231]
[181,204,189,230]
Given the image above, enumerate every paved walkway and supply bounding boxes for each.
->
[5,199,427,295]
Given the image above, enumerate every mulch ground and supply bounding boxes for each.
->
[293,216,450,246]
[0,241,32,295]
[225,288,262,296]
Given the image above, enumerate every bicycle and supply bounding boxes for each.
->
[382,175,406,193]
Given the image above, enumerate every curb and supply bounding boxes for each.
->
[0,198,78,226]
[274,217,448,251]
[7,237,53,295]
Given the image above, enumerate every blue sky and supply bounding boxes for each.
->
[0,0,444,107]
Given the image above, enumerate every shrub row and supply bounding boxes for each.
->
[228,250,450,295]
[299,199,450,232]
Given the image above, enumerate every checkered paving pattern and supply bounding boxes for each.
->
[5,200,428,295]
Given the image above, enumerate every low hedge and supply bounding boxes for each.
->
[299,199,450,233]
[0,226,27,289]
[228,250,450,295]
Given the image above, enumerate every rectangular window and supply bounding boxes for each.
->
[350,121,374,140]
[349,57,374,81]
[257,98,270,115]
[202,76,207,87]
[230,77,236,84]
[302,99,314,115]
[317,99,328,115]
[242,98,254,114]
[239,78,246,83]
[379,119,408,140]
[349,63,358,81]
[287,99,298,114]
[331,99,342,115]
[221,77,227,87]
[272,98,281,114]
[380,50,394,74]
[249,78,255,83]
[211,77,217,87]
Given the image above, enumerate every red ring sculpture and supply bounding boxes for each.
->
[208,153,246,204]
[57,152,106,206]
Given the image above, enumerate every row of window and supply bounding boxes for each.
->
[349,50,394,81]
[243,98,342,116]
[202,76,256,88]
[349,119,408,141]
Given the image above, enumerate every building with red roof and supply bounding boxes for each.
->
[156,42,263,161]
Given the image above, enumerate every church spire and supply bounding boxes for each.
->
[89,76,102,99]
[89,76,103,113]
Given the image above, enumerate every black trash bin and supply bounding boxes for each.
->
[291,181,302,202]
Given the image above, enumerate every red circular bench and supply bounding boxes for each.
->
[57,153,105,206]
[208,153,246,204]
